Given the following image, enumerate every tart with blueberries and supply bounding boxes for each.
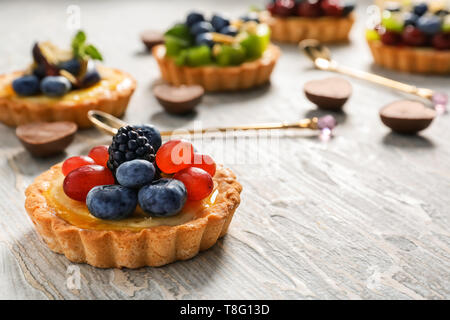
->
[366,1,450,74]
[259,0,356,43]
[152,11,281,91]
[25,125,242,268]
[0,31,136,128]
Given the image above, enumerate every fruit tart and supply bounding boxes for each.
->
[152,11,281,91]
[25,125,242,268]
[259,0,356,43]
[366,1,450,74]
[0,31,136,128]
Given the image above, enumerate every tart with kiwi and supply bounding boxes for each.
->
[366,1,450,74]
[152,11,281,91]
[259,0,356,43]
[25,125,242,268]
[0,31,136,128]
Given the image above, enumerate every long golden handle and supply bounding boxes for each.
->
[315,58,434,100]
[87,110,319,137]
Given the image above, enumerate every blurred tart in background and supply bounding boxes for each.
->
[153,11,280,91]
[260,0,356,43]
[0,31,136,128]
[366,1,450,74]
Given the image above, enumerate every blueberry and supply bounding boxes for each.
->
[12,75,40,96]
[413,3,428,17]
[81,65,101,88]
[116,159,155,189]
[133,124,162,152]
[59,58,81,76]
[417,15,442,35]
[211,14,230,32]
[186,11,205,27]
[86,185,137,220]
[195,33,214,47]
[403,12,419,26]
[219,25,238,36]
[342,2,356,16]
[40,76,71,97]
[138,179,187,217]
[190,21,214,36]
[240,12,260,23]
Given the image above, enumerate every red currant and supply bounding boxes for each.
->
[88,145,109,167]
[297,0,323,17]
[380,30,402,46]
[173,167,214,201]
[402,26,428,46]
[321,0,343,17]
[432,33,450,50]
[62,156,95,176]
[273,0,296,17]
[156,140,194,174]
[63,165,115,201]
[267,2,276,14]
[191,153,216,177]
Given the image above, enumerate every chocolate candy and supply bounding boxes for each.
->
[140,30,164,50]
[304,77,352,111]
[16,121,77,157]
[153,84,204,115]
[379,100,436,134]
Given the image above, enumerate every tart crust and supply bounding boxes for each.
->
[24,164,242,268]
[367,40,450,74]
[0,66,136,128]
[261,11,355,43]
[152,44,280,91]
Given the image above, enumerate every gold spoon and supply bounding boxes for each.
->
[299,39,447,112]
[87,110,337,138]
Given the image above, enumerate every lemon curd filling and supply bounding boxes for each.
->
[44,172,219,231]
[0,66,133,103]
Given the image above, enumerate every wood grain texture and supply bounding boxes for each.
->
[0,0,449,300]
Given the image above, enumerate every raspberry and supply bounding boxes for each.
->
[106,126,156,175]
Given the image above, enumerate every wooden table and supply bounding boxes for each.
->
[1,0,449,300]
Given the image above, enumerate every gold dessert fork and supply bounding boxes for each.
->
[299,39,447,113]
[87,110,337,140]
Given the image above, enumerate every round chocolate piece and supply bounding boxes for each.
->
[304,77,352,111]
[16,121,77,157]
[140,30,164,50]
[379,100,436,134]
[153,84,204,115]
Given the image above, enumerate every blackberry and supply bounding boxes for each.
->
[107,126,155,174]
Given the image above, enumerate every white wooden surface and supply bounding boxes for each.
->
[0,0,449,299]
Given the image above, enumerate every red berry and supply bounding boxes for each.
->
[321,0,343,17]
[380,30,402,46]
[272,0,296,17]
[297,0,323,17]
[62,156,95,176]
[432,33,450,50]
[267,2,276,14]
[402,26,428,46]
[173,167,214,201]
[88,145,109,167]
[63,165,115,201]
[191,153,216,177]
[156,140,194,174]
